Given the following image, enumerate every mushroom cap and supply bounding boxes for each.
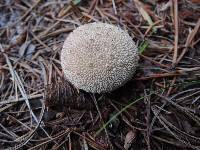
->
[61,22,139,93]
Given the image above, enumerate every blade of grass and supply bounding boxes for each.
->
[138,41,149,54]
[134,0,157,33]
[95,91,155,136]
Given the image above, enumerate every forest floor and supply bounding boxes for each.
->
[0,0,200,149]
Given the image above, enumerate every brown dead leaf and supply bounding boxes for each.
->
[10,30,27,46]
[124,130,137,150]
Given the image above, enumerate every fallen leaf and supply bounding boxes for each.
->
[124,130,137,150]
[10,30,27,46]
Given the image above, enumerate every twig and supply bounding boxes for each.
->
[134,73,181,81]
[112,0,117,15]
[166,76,176,96]
[0,93,43,105]
[140,54,170,69]
[144,90,151,150]
[176,18,200,64]
[12,0,42,26]
[30,31,53,52]
[0,45,38,124]
[172,0,178,67]
[91,94,113,149]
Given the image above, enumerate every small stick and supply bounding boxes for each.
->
[172,0,178,67]
[176,19,200,65]
[112,0,117,15]
[140,54,170,69]
[166,76,176,96]
[12,0,42,26]
[134,73,181,81]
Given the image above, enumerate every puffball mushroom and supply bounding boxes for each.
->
[61,22,139,93]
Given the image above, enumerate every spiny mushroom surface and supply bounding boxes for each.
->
[61,22,139,93]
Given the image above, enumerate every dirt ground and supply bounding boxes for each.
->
[0,0,200,149]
